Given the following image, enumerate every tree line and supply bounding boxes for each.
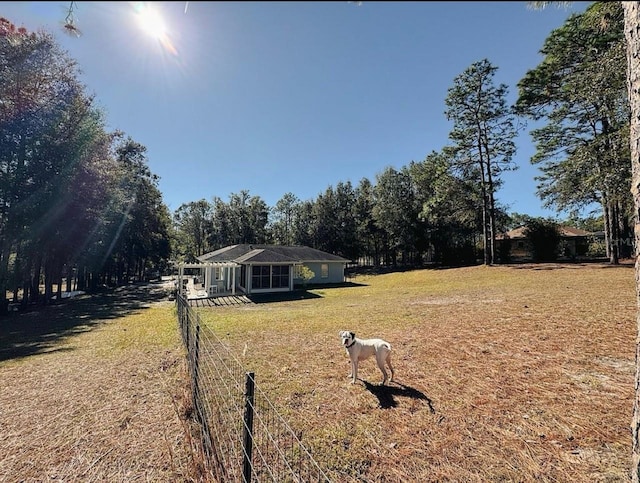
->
[0,18,171,312]
[0,2,632,313]
[174,3,631,266]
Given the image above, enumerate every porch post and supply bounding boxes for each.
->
[289,265,294,291]
[232,264,236,295]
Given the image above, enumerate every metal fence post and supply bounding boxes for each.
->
[192,324,201,403]
[242,372,256,483]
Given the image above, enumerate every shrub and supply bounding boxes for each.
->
[523,219,561,262]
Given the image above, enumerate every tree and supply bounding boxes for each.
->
[270,192,300,246]
[372,166,422,266]
[354,177,384,266]
[409,151,482,265]
[0,18,173,307]
[173,199,214,260]
[0,18,110,307]
[291,199,316,248]
[206,191,269,248]
[312,181,359,260]
[99,137,173,286]
[523,218,562,262]
[334,181,360,260]
[444,59,519,265]
[622,3,640,480]
[297,265,315,288]
[312,185,341,255]
[246,195,270,244]
[516,2,631,264]
[209,196,233,248]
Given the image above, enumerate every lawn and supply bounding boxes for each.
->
[0,282,204,482]
[195,263,636,482]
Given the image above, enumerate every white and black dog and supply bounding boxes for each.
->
[339,330,395,385]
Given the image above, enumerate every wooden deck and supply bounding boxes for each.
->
[187,294,253,308]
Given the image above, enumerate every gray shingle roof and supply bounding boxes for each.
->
[234,249,299,264]
[197,245,349,264]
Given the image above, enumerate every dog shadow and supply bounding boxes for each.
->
[362,380,436,412]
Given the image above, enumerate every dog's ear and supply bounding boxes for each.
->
[350,331,355,338]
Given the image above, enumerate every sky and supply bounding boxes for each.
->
[3,1,595,219]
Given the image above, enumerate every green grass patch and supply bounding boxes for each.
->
[98,305,179,354]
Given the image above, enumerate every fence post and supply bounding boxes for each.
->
[242,372,256,483]
[185,304,191,358]
[192,324,201,403]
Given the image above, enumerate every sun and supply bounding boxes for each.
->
[132,2,178,56]
[134,3,166,40]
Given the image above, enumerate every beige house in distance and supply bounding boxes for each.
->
[496,225,595,261]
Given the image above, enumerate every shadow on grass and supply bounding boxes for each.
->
[0,281,171,362]
[248,290,323,304]
[247,282,369,304]
[363,380,436,412]
[305,281,369,289]
[506,260,633,270]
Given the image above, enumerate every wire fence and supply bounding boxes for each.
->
[176,293,332,483]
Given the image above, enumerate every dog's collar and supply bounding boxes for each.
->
[345,339,356,349]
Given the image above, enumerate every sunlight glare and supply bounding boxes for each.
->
[136,3,166,39]
[132,2,178,56]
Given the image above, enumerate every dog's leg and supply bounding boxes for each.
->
[376,354,388,385]
[351,359,358,384]
[379,367,388,386]
[386,353,395,383]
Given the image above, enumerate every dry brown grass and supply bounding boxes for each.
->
[197,262,635,482]
[0,283,208,483]
[0,264,633,483]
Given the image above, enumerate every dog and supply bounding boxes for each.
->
[339,330,395,385]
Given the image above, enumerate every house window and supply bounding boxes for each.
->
[321,264,328,278]
[272,265,289,288]
[252,265,270,289]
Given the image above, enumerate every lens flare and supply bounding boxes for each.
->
[133,2,178,56]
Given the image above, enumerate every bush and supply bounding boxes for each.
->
[298,266,315,287]
[523,219,561,262]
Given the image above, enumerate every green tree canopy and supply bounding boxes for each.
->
[515,2,631,263]
[444,59,519,265]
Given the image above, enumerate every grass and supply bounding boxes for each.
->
[0,265,633,482]
[195,262,636,482]
[0,282,207,482]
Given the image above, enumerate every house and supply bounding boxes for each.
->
[496,225,594,261]
[177,245,349,299]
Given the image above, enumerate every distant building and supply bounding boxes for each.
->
[496,226,595,261]
[177,245,349,298]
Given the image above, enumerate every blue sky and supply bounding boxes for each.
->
[4,1,594,219]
